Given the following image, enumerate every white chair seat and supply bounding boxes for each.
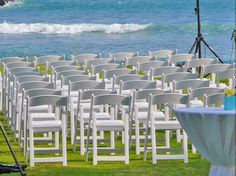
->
[135,102,148,109]
[80,113,111,122]
[105,83,113,90]
[31,120,62,132]
[29,105,50,113]
[137,111,165,123]
[30,113,55,121]
[154,120,181,130]
[121,90,132,96]
[95,120,124,131]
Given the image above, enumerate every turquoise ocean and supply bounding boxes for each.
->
[0,0,235,62]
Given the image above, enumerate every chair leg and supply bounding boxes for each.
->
[135,118,140,155]
[183,131,188,163]
[18,119,22,150]
[80,119,85,155]
[55,131,59,152]
[29,127,35,167]
[151,117,156,164]
[124,114,129,164]
[23,119,28,157]
[100,131,104,139]
[121,110,125,144]
[93,121,97,165]
[111,131,115,149]
[165,130,170,148]
[62,116,67,166]
[176,129,181,142]
[71,110,75,145]
[192,144,197,153]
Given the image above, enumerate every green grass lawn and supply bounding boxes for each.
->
[0,114,210,176]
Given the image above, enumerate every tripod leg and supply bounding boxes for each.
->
[198,39,202,58]
[0,123,25,176]
[189,39,197,53]
[201,39,224,63]
[195,40,199,54]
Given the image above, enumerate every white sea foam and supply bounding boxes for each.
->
[0,22,152,34]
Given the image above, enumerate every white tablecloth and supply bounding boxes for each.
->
[175,107,235,176]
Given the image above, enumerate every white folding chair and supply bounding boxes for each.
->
[218,69,236,89]
[132,89,166,154]
[184,58,217,74]
[109,52,137,64]
[144,93,189,164]
[72,54,100,64]
[91,63,123,80]
[61,75,96,91]
[201,64,232,87]
[112,74,148,92]
[161,72,197,91]
[84,59,114,72]
[149,66,183,87]
[33,55,65,66]
[52,66,85,88]
[119,80,157,96]
[204,93,224,107]
[103,68,137,90]
[124,56,154,68]
[46,60,75,71]
[0,57,26,111]
[16,82,55,151]
[85,94,132,165]
[168,54,197,67]
[26,95,68,167]
[74,89,114,155]
[4,67,37,118]
[19,89,62,148]
[149,50,176,61]
[12,76,50,134]
[136,61,168,75]
[68,80,105,144]
[173,79,210,107]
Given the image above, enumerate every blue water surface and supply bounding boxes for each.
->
[0,0,235,62]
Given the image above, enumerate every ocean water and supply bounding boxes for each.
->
[0,0,235,62]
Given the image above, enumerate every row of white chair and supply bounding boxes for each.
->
[0,54,233,167]
[1,56,233,139]
[1,56,233,137]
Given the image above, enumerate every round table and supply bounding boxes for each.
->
[175,107,235,176]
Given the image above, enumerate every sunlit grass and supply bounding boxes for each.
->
[0,115,210,176]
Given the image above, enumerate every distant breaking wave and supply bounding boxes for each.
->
[0,22,152,34]
[0,22,233,35]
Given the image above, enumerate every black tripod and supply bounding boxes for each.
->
[0,123,26,176]
[189,0,224,63]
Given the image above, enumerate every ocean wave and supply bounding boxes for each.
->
[0,21,233,35]
[0,22,152,34]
